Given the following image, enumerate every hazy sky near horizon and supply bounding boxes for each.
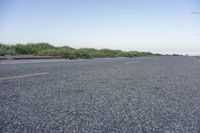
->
[0,0,200,54]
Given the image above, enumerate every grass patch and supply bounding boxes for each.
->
[0,42,160,59]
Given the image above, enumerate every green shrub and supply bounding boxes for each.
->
[62,49,76,59]
[117,51,133,57]
[99,49,122,57]
[0,43,16,56]
[14,43,54,55]
[0,49,5,56]
[59,46,75,51]
[38,49,76,59]
[75,49,92,59]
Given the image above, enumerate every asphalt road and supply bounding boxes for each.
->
[0,56,200,132]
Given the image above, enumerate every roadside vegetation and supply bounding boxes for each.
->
[0,42,159,59]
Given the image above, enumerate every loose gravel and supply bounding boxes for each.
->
[0,56,200,132]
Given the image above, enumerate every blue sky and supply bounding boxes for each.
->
[0,0,200,54]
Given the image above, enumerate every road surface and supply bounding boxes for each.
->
[0,56,200,132]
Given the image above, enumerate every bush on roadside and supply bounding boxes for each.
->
[99,49,122,57]
[0,43,16,56]
[14,43,55,55]
[75,49,92,59]
[38,49,76,59]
